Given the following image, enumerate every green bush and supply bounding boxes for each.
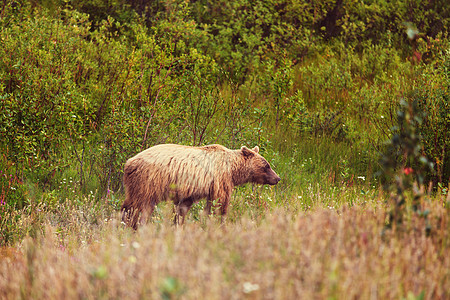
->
[0,4,221,201]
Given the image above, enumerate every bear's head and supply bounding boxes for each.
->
[241,146,281,186]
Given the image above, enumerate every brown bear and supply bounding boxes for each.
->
[121,144,281,229]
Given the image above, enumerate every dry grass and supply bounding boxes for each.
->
[0,199,448,300]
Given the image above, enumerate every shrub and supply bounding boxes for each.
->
[379,99,434,231]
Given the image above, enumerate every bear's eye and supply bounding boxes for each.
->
[264,164,270,170]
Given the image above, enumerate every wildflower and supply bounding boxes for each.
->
[132,241,140,249]
[357,176,366,181]
[243,282,260,294]
[403,167,413,175]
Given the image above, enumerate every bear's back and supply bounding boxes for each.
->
[129,144,235,179]
[135,144,231,162]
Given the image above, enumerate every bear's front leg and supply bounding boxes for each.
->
[174,197,194,225]
[205,184,232,219]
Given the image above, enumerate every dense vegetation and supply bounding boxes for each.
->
[0,1,449,298]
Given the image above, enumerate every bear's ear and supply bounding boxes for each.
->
[252,146,259,153]
[241,146,255,157]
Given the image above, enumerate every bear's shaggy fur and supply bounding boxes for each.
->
[121,144,281,229]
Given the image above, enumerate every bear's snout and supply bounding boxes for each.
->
[270,175,281,185]
[267,171,281,185]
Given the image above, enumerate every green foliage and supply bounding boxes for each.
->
[160,276,186,300]
[0,4,220,199]
[191,0,328,82]
[0,8,97,188]
[261,51,294,127]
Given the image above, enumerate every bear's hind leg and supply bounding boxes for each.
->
[121,206,140,230]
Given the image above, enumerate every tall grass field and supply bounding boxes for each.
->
[1,197,449,299]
